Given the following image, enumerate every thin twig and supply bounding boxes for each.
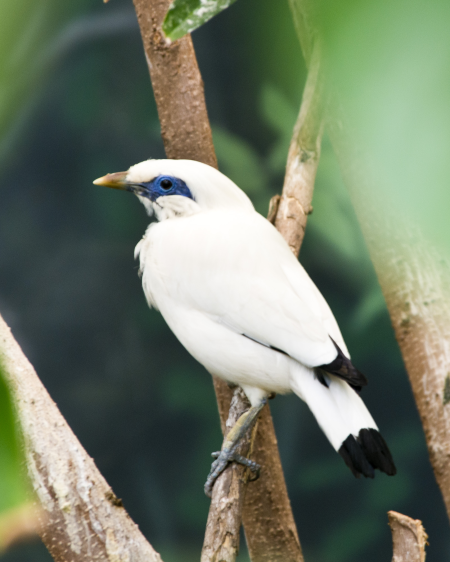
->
[388,511,427,562]
[274,38,325,257]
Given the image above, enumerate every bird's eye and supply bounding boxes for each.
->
[160,179,173,190]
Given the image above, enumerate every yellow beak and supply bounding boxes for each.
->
[93,171,128,190]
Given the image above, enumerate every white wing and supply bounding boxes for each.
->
[139,209,347,367]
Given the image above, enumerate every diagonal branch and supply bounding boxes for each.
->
[0,314,163,562]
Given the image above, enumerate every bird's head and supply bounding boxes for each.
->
[93,159,253,220]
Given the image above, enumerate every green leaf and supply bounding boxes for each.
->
[162,0,238,42]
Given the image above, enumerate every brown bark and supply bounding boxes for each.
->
[241,407,302,562]
[388,510,427,562]
[211,379,303,562]
[0,314,163,562]
[131,0,217,168]
[132,2,308,561]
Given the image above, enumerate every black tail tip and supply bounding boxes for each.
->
[338,429,396,478]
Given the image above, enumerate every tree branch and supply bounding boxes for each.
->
[388,510,427,562]
[0,314,163,562]
[274,38,325,257]
[131,0,217,168]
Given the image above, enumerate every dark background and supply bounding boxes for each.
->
[0,0,449,560]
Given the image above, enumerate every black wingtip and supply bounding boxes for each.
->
[318,338,368,391]
[339,429,396,478]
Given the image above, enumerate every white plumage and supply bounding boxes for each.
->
[95,158,396,480]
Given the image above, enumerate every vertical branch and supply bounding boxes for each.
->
[241,407,302,562]
[388,511,427,562]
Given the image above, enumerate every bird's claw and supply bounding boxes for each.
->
[204,447,261,497]
[233,453,261,480]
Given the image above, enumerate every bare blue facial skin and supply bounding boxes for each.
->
[128,175,194,202]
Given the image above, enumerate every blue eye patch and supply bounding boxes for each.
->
[133,175,194,202]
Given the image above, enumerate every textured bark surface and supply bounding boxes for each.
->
[379,238,450,521]
[241,406,302,562]
[388,510,427,562]
[132,0,217,168]
[328,118,450,521]
[132,1,306,560]
[201,388,253,562]
[274,40,324,257]
[0,314,163,562]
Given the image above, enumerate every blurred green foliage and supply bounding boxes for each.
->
[0,365,30,517]
[0,0,448,561]
[315,0,450,258]
[0,364,35,553]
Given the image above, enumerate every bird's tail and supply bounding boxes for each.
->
[290,363,396,478]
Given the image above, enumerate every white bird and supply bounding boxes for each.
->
[94,159,396,495]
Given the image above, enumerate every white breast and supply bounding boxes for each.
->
[135,208,345,370]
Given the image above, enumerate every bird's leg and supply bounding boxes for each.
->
[204,399,266,497]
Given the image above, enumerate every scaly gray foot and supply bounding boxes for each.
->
[204,448,261,497]
[204,398,266,497]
